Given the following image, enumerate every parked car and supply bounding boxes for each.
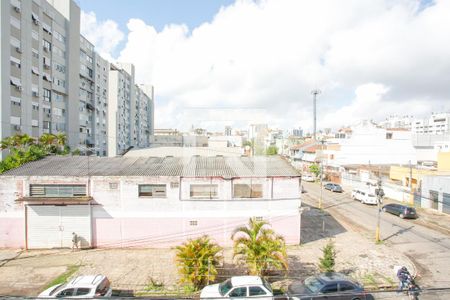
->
[38,274,112,298]
[351,189,378,205]
[324,183,343,193]
[382,203,418,219]
[302,174,316,182]
[288,272,368,300]
[200,276,275,300]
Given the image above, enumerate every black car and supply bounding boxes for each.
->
[324,183,343,193]
[382,203,418,219]
[288,273,369,300]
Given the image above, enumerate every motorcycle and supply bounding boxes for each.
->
[405,275,420,300]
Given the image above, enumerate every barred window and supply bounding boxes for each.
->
[190,184,218,199]
[233,184,263,198]
[138,184,166,197]
[30,185,86,197]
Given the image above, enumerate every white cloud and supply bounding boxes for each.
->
[80,11,124,61]
[89,0,450,130]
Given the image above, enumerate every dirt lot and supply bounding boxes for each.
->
[0,206,413,297]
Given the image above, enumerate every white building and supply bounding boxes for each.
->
[0,156,302,248]
[332,121,417,165]
[108,63,154,156]
[413,113,450,135]
[380,115,413,130]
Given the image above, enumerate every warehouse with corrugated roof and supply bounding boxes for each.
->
[0,156,302,249]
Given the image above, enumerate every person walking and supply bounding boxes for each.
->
[397,266,410,292]
[72,232,79,251]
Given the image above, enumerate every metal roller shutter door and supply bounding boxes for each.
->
[27,205,91,249]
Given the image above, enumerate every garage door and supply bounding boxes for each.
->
[27,205,91,249]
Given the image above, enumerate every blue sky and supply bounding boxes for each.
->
[78,0,234,57]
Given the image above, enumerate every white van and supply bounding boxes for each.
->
[351,188,378,205]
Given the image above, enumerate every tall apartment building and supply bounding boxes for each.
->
[413,113,450,135]
[108,63,154,156]
[1,0,153,158]
[1,0,81,157]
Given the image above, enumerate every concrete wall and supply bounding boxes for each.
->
[421,176,450,213]
[0,175,301,248]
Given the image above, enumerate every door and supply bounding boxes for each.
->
[429,190,439,210]
[443,193,450,214]
[27,205,91,249]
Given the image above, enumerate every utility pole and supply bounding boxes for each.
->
[319,139,325,209]
[409,160,413,207]
[375,176,385,243]
[311,89,321,141]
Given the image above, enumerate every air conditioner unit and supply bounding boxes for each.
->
[32,91,39,97]
[16,47,22,53]
[14,6,21,13]
[43,46,49,52]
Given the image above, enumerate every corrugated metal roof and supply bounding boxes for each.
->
[1,156,300,177]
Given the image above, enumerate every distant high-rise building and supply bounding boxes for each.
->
[413,113,450,135]
[225,126,232,136]
[292,127,303,137]
[108,63,153,156]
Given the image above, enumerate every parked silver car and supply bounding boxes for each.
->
[38,274,112,298]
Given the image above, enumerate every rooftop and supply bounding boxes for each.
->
[1,156,300,178]
[125,147,243,157]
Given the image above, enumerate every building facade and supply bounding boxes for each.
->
[413,113,450,135]
[1,0,153,158]
[1,0,82,156]
[0,156,302,248]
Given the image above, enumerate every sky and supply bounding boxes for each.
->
[79,0,450,132]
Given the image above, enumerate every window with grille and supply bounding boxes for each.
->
[30,185,86,197]
[190,184,218,199]
[233,183,263,198]
[138,184,166,197]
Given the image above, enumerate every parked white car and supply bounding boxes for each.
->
[38,274,112,298]
[200,276,274,300]
[302,174,316,182]
[352,189,378,205]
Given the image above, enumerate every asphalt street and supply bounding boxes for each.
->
[302,182,450,294]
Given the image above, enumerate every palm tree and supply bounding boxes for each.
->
[19,134,35,148]
[54,132,67,152]
[39,133,57,149]
[175,235,222,290]
[231,218,288,276]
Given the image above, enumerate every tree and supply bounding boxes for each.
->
[54,133,67,153]
[231,218,288,276]
[175,235,222,290]
[319,240,336,273]
[265,146,278,155]
[309,164,320,178]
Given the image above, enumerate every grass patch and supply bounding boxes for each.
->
[362,273,377,286]
[45,265,80,289]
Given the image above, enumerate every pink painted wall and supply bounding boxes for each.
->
[93,215,300,248]
[0,218,25,248]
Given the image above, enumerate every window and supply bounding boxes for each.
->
[74,288,90,296]
[43,88,51,102]
[10,56,21,68]
[55,63,66,74]
[56,288,75,298]
[339,283,355,292]
[109,183,118,189]
[32,30,38,40]
[54,31,65,43]
[88,67,93,78]
[249,286,267,296]
[233,183,263,198]
[190,184,218,199]
[32,49,39,59]
[138,184,166,197]
[386,132,393,139]
[30,184,87,197]
[228,287,247,297]
[189,220,198,226]
[10,16,21,29]
[53,92,64,102]
[321,284,338,294]
[53,45,65,58]
[430,190,439,209]
[43,39,52,52]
